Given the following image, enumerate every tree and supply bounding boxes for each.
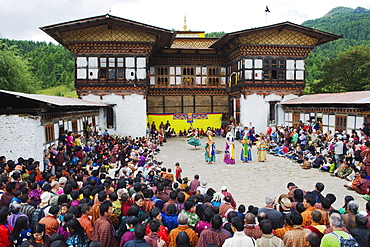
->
[0,42,35,93]
[310,45,370,93]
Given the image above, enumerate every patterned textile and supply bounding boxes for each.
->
[92,216,115,247]
[283,226,311,247]
[197,228,231,247]
[66,233,89,247]
[342,212,357,231]
[167,225,198,247]
[39,215,59,236]
[243,224,262,239]
[256,234,285,247]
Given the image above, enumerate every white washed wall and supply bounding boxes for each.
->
[82,93,146,137]
[240,93,298,134]
[0,115,44,163]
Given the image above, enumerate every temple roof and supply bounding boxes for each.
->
[41,16,340,52]
[40,14,175,49]
[210,21,341,49]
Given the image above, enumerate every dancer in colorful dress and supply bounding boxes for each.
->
[204,135,216,164]
[224,132,235,165]
[256,136,267,162]
[187,128,201,149]
[240,132,252,163]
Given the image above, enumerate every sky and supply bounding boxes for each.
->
[1,0,370,43]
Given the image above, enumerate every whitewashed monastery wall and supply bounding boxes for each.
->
[0,115,44,162]
[82,93,146,138]
[240,93,298,134]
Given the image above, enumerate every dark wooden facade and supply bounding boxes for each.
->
[41,15,340,121]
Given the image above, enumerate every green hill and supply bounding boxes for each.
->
[0,39,74,95]
[302,6,370,93]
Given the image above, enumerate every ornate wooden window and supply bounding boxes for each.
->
[208,67,220,86]
[182,67,195,85]
[77,56,146,81]
[262,58,285,81]
[45,124,55,143]
[155,67,169,86]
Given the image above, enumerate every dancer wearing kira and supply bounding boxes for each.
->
[256,136,267,162]
[224,132,235,165]
[240,132,252,163]
[204,135,216,164]
[187,128,202,149]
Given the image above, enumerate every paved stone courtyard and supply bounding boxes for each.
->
[156,136,366,211]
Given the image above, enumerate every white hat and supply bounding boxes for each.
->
[201,181,208,187]
[221,186,227,191]
[41,192,51,203]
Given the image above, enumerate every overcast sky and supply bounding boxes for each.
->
[1,0,369,43]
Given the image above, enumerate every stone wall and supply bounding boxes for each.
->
[0,114,44,163]
[82,93,146,137]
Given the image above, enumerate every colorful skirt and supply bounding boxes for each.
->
[188,138,201,146]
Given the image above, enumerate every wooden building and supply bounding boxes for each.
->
[0,90,107,162]
[40,14,340,136]
[281,91,370,133]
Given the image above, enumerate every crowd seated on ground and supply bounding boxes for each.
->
[0,122,370,247]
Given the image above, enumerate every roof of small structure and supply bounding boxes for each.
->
[210,21,342,49]
[281,91,370,105]
[0,90,108,107]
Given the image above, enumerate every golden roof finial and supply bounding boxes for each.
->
[183,15,187,31]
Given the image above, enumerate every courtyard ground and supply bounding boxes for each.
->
[156,136,366,212]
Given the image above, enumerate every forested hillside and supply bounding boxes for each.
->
[302,6,370,93]
[0,39,74,94]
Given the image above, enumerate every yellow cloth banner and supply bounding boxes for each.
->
[147,113,222,132]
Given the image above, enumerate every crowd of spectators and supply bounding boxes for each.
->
[0,121,369,247]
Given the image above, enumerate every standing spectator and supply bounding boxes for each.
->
[349,214,370,247]
[92,201,115,247]
[342,201,359,231]
[123,223,150,247]
[168,213,198,247]
[220,186,236,209]
[144,220,167,247]
[39,205,59,236]
[65,219,89,247]
[197,214,231,247]
[256,219,284,247]
[77,204,93,241]
[223,217,255,247]
[283,211,311,247]
[320,213,354,246]
[0,182,15,207]
[0,206,12,247]
[189,175,200,195]
[29,223,51,247]
[258,194,284,230]
[243,213,262,240]
[175,163,182,181]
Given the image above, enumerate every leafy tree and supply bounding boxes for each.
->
[310,45,370,93]
[205,32,226,38]
[0,42,35,93]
